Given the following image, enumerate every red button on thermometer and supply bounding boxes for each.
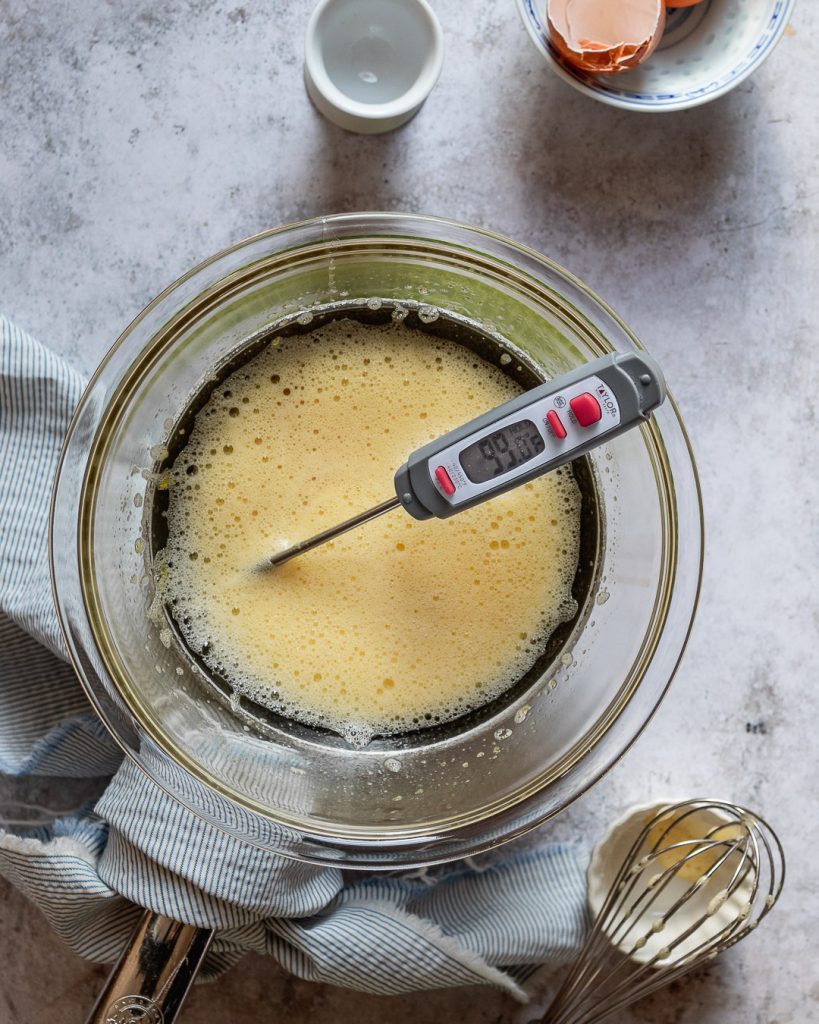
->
[546,409,567,439]
[265,351,665,567]
[434,466,456,496]
[569,392,602,427]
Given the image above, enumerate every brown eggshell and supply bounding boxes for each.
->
[546,0,666,75]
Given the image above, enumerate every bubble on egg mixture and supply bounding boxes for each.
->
[159,319,581,742]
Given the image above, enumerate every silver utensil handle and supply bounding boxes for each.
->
[84,910,214,1024]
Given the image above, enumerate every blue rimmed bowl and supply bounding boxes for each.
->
[516,0,796,112]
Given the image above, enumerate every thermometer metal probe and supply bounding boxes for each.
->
[265,351,665,569]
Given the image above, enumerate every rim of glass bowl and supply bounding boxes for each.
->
[50,213,704,866]
[515,0,796,113]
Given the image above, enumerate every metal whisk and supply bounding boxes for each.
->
[533,799,785,1024]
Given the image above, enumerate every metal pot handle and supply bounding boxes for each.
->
[84,910,214,1024]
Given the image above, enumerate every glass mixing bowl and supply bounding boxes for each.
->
[50,213,703,867]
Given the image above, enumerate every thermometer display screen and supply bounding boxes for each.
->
[459,419,546,484]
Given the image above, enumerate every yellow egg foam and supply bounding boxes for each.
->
[159,319,582,743]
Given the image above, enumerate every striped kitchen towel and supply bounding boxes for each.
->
[0,313,588,999]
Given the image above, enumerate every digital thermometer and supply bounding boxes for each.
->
[265,351,665,568]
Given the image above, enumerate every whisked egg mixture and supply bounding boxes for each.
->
[157,319,582,744]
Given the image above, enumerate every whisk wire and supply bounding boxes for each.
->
[535,800,785,1024]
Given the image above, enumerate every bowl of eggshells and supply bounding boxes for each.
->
[516,0,796,111]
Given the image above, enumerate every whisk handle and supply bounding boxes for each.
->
[84,909,213,1024]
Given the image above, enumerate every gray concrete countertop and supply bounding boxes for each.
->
[1,1,817,1022]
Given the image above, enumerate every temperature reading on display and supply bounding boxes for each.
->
[459,419,546,484]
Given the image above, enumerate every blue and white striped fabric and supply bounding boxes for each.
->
[0,313,588,999]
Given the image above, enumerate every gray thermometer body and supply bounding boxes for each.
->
[394,352,665,521]
[264,351,666,569]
